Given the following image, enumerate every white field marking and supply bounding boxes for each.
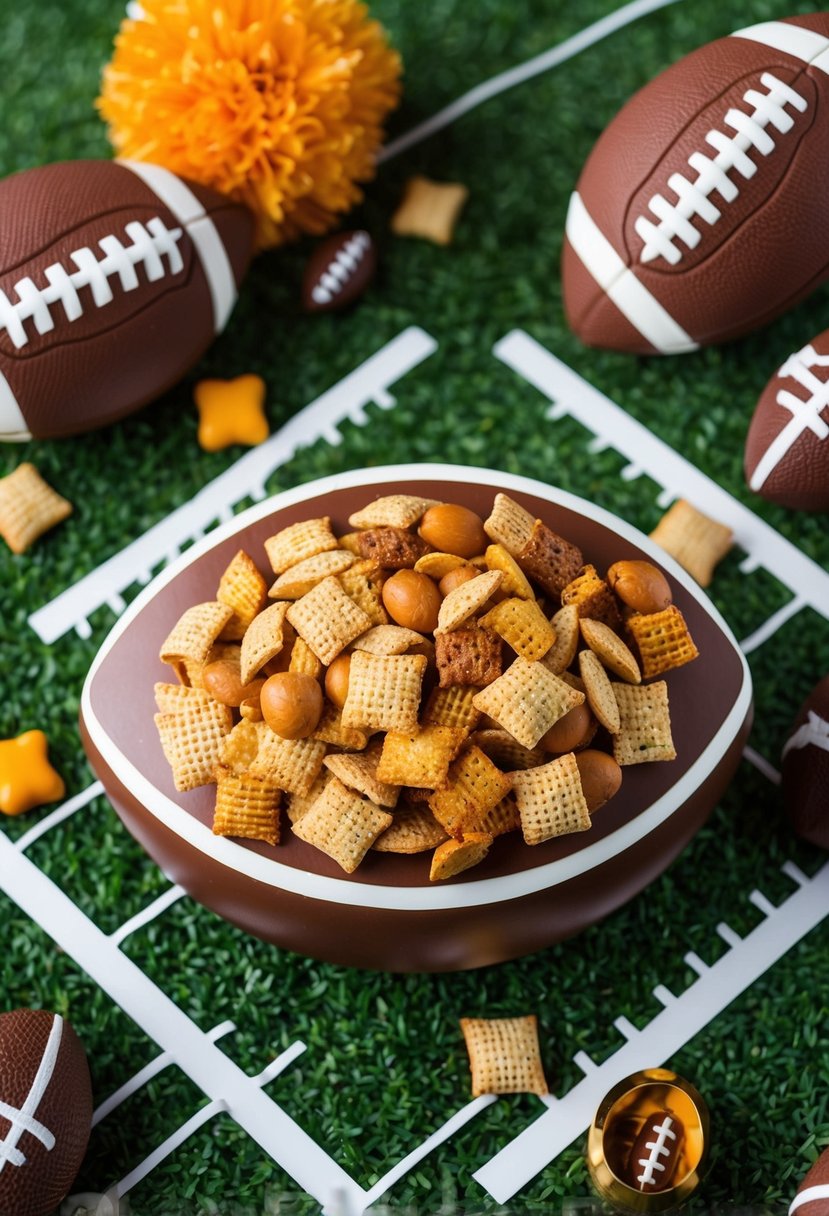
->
[0,832,367,1215]
[0,1014,61,1171]
[108,884,187,947]
[377,0,682,164]
[28,327,437,645]
[474,859,829,1203]
[740,595,806,654]
[14,781,104,852]
[92,1020,236,1127]
[743,746,781,785]
[494,330,829,623]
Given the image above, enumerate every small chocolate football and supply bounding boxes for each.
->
[0,1008,93,1216]
[625,1110,685,1192]
[782,675,829,849]
[302,230,376,312]
[0,159,253,442]
[562,14,829,354]
[789,1145,829,1215]
[744,329,829,512]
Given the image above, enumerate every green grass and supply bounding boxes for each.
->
[2,0,829,1213]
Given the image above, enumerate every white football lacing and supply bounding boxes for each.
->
[636,1116,678,1187]
[0,1015,61,1172]
[782,710,829,759]
[749,343,829,492]
[311,231,372,306]
[0,217,184,350]
[636,72,808,266]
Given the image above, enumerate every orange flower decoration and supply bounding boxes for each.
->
[97,0,402,250]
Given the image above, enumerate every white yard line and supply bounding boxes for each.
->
[14,782,104,852]
[378,0,683,163]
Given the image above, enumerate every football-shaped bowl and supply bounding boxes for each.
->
[0,159,253,441]
[562,14,829,355]
[790,1145,829,1215]
[782,674,829,848]
[0,1009,93,1216]
[745,329,829,511]
[80,466,753,972]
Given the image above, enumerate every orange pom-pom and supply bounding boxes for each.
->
[97,0,402,251]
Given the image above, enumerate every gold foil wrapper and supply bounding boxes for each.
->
[586,1068,710,1212]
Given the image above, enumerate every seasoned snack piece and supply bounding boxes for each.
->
[541,604,580,674]
[339,561,389,626]
[219,718,261,774]
[356,526,433,568]
[578,649,621,734]
[626,605,699,678]
[471,792,523,837]
[575,750,623,813]
[437,569,503,632]
[430,833,493,881]
[288,636,324,679]
[607,559,672,615]
[160,602,234,677]
[195,375,269,451]
[0,462,72,554]
[202,658,265,709]
[351,624,426,655]
[435,626,502,689]
[0,730,65,817]
[374,800,448,853]
[649,499,732,587]
[483,493,536,554]
[428,746,512,837]
[248,727,327,795]
[324,742,400,807]
[268,549,355,599]
[419,503,488,558]
[292,777,392,873]
[154,699,233,792]
[473,658,585,750]
[613,682,676,765]
[213,766,281,846]
[471,728,548,771]
[376,725,466,789]
[580,618,641,684]
[516,519,584,598]
[264,516,339,574]
[561,564,621,630]
[341,651,427,733]
[216,549,269,640]
[287,575,372,664]
[312,703,370,751]
[479,597,555,661]
[286,770,332,825]
[415,551,470,580]
[511,752,592,845]
[484,543,535,599]
[459,1015,548,1097]
[539,702,597,754]
[154,682,213,715]
[391,175,469,245]
[239,601,290,684]
[348,494,439,529]
[422,684,482,732]
[382,569,442,633]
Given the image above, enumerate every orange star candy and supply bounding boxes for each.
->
[194,375,270,452]
[0,730,66,817]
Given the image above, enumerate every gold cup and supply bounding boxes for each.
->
[586,1068,710,1212]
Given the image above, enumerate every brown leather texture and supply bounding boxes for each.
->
[782,675,829,850]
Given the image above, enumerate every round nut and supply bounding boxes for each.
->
[324,653,351,710]
[540,703,596,753]
[261,672,323,740]
[202,660,265,708]
[575,749,622,813]
[419,503,488,559]
[381,569,442,634]
[438,565,478,596]
[607,560,672,615]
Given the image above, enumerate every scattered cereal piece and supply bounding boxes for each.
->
[374,801,449,853]
[649,499,733,587]
[626,605,700,679]
[239,601,290,685]
[612,681,676,765]
[376,725,466,789]
[312,703,370,751]
[430,833,492,881]
[348,494,440,529]
[459,1016,548,1097]
[479,597,556,661]
[541,604,580,674]
[217,550,269,641]
[287,576,372,664]
[472,658,585,750]
[194,374,269,451]
[415,552,470,580]
[472,793,523,837]
[288,635,324,679]
[511,752,592,845]
[483,494,536,555]
[578,649,621,735]
[341,651,427,733]
[264,517,339,575]
[292,777,392,872]
[286,770,332,825]
[213,766,281,846]
[0,463,72,554]
[154,682,213,715]
[0,731,65,816]
[391,175,469,245]
[437,569,502,632]
[580,618,641,684]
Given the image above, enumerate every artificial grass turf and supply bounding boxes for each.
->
[2,0,829,1212]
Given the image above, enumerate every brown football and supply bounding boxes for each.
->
[0,1009,93,1216]
[625,1110,685,1192]
[0,159,253,442]
[782,674,829,848]
[301,230,377,312]
[562,14,829,355]
[790,1145,829,1215]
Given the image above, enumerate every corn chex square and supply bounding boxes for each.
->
[0,462,73,554]
[626,605,699,678]
[287,576,372,665]
[459,1016,548,1097]
[430,833,492,881]
[216,549,269,640]
[376,724,467,789]
[154,682,213,715]
[612,681,676,765]
[341,651,427,733]
[264,516,339,574]
[213,766,281,846]
[312,704,370,751]
[324,742,400,806]
[472,658,584,750]
[373,800,448,853]
[286,771,332,824]
[470,729,547,772]
[483,493,535,555]
[288,635,324,679]
[154,699,233,792]
[239,601,290,684]
[511,753,591,845]
[160,602,233,671]
[437,569,502,632]
[292,777,392,873]
[484,544,535,599]
[348,494,439,529]
[338,561,389,626]
[351,624,426,655]
[479,597,555,661]
[428,746,512,837]
[248,725,327,794]
[219,718,261,773]
[578,649,620,735]
[391,176,469,245]
[422,684,482,732]
[268,549,355,599]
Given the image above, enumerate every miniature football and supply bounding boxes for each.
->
[0,1008,93,1216]
[744,329,829,511]
[0,159,254,442]
[80,466,752,972]
[789,1145,829,1215]
[562,14,829,355]
[625,1110,685,1192]
[301,230,377,312]
[782,674,829,849]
